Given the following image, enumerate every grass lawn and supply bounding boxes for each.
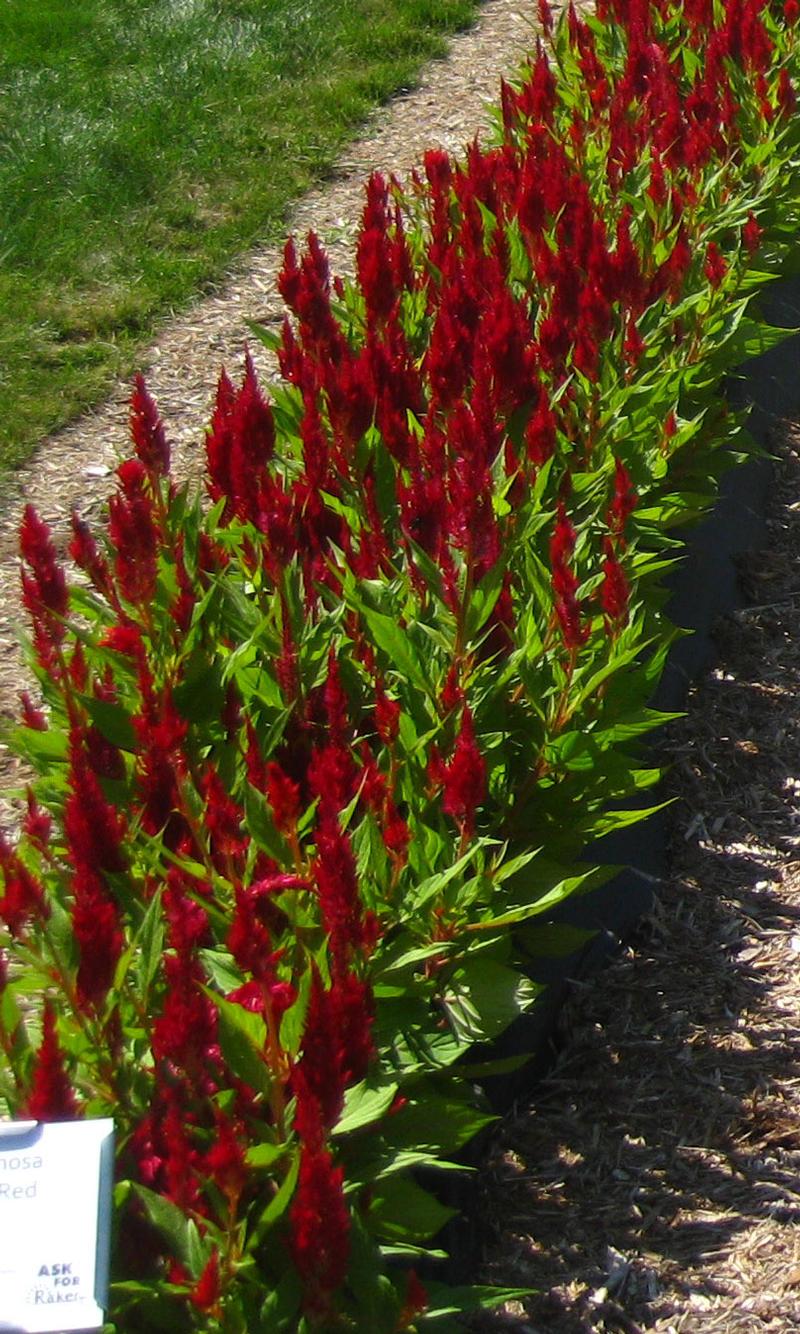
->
[0,0,480,474]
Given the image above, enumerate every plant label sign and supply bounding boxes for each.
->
[0,1118,114,1333]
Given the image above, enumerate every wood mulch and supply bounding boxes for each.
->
[4,4,800,1329]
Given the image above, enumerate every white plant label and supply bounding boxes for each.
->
[0,1119,114,1333]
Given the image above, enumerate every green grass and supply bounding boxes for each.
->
[0,0,481,473]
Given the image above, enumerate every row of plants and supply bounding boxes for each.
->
[2,0,800,1329]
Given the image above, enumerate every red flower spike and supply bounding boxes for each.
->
[442,707,486,839]
[608,458,637,544]
[601,537,630,629]
[265,760,301,834]
[201,767,247,863]
[314,816,367,970]
[20,691,47,731]
[703,241,728,289]
[130,374,170,478]
[778,69,797,118]
[550,504,589,652]
[203,1113,247,1202]
[23,789,52,850]
[229,352,276,522]
[0,833,49,937]
[153,941,217,1076]
[357,174,397,326]
[69,512,113,601]
[65,737,127,876]
[400,1270,429,1327]
[19,506,68,658]
[205,368,237,510]
[25,1004,79,1122]
[190,1252,221,1312]
[374,683,401,747]
[72,867,123,1010]
[742,212,762,256]
[308,741,358,818]
[108,460,159,607]
[623,315,646,367]
[290,1147,350,1315]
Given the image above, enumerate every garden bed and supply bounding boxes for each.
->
[473,423,800,1332]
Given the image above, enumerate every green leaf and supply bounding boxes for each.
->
[204,990,271,1095]
[333,1077,400,1137]
[440,957,538,1043]
[368,1175,457,1243]
[388,1091,495,1156]
[245,1141,289,1170]
[130,1184,195,1271]
[421,1281,535,1320]
[248,1156,300,1249]
[342,588,430,695]
[407,839,495,914]
[244,786,290,862]
[82,695,137,752]
[723,315,798,364]
[278,966,312,1057]
[136,887,165,1004]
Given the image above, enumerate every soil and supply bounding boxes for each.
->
[4,3,800,1329]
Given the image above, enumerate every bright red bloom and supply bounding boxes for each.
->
[308,742,358,818]
[742,211,762,256]
[525,391,557,467]
[442,707,486,838]
[601,537,630,629]
[229,353,276,522]
[19,507,68,670]
[357,174,398,326]
[290,1147,350,1315]
[201,767,247,863]
[295,969,375,1130]
[65,737,127,876]
[205,368,237,511]
[550,503,588,652]
[19,691,46,730]
[70,511,113,602]
[265,760,301,834]
[203,1113,247,1202]
[190,1252,221,1312]
[153,943,217,1076]
[108,459,159,606]
[23,789,52,850]
[0,833,48,937]
[71,867,123,1010]
[703,241,728,289]
[623,313,645,367]
[399,1269,429,1327]
[374,683,401,746]
[608,458,637,544]
[314,816,367,969]
[130,374,170,478]
[19,506,68,621]
[25,1004,79,1121]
